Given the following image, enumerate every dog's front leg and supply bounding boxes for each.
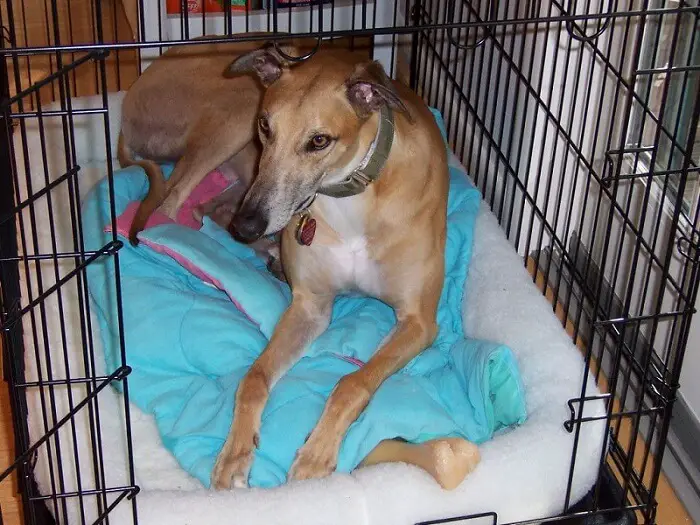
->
[211,292,332,490]
[288,311,438,481]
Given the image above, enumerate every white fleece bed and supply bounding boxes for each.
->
[15,92,607,525]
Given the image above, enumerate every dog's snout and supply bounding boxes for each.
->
[230,209,268,243]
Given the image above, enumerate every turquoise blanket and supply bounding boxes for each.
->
[84,110,526,488]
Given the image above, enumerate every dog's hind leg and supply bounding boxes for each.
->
[160,127,255,220]
[218,137,261,189]
[192,139,261,227]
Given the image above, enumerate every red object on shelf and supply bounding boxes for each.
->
[274,0,332,5]
[166,0,249,14]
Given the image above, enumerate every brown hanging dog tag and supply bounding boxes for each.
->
[295,212,317,246]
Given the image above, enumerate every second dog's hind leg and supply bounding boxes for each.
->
[192,140,261,228]
[359,438,480,490]
[160,130,256,220]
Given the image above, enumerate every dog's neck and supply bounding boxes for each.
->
[319,106,395,198]
[300,107,396,245]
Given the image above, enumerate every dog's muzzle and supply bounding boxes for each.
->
[230,210,269,243]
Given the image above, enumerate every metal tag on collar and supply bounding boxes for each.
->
[295,210,317,246]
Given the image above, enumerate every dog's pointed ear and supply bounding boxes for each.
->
[345,61,410,119]
[224,43,291,86]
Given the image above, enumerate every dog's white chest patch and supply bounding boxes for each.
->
[316,196,383,296]
[327,237,383,295]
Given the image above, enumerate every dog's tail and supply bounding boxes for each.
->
[117,131,166,246]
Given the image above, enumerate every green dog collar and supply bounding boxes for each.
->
[318,105,395,198]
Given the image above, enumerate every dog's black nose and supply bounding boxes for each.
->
[230,210,268,243]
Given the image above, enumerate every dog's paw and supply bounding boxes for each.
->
[288,441,338,482]
[201,204,235,230]
[211,439,257,490]
[127,227,140,247]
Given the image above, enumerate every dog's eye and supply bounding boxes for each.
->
[308,134,331,151]
[258,116,270,136]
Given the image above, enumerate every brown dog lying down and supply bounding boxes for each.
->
[207,43,452,488]
[119,36,477,489]
[117,35,276,274]
[119,37,264,242]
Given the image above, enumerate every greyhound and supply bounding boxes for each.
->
[119,37,265,243]
[210,43,450,488]
[118,36,467,489]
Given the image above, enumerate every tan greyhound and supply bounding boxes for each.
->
[211,42,452,488]
[119,37,478,489]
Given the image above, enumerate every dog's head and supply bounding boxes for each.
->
[223,43,409,243]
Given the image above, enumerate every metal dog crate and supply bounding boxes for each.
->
[0,1,699,524]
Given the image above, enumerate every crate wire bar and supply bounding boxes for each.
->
[0,0,698,524]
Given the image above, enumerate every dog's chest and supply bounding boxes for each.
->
[326,237,382,295]
[315,197,383,296]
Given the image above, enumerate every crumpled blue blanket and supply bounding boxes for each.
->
[83,110,526,488]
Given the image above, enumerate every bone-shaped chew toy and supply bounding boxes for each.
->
[358,437,480,490]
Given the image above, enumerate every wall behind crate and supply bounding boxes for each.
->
[135,0,404,76]
[1,0,139,102]
[7,0,411,95]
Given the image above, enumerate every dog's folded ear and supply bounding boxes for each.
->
[224,43,293,86]
[346,61,411,119]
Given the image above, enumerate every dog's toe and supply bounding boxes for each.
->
[232,473,249,489]
[211,459,232,490]
[288,446,337,482]
[211,446,254,490]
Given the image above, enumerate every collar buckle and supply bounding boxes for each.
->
[352,170,373,187]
